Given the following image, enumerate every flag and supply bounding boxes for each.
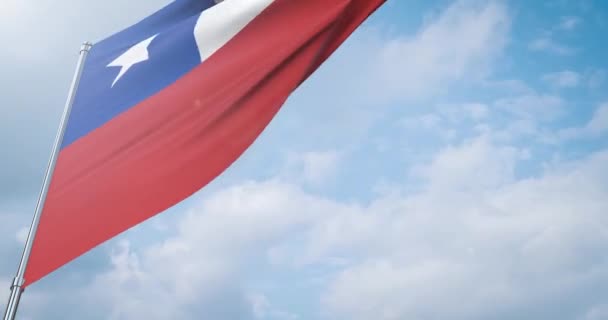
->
[24,0,385,286]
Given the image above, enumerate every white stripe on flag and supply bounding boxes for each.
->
[194,0,275,62]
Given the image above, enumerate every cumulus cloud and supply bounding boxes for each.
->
[74,135,607,320]
[282,151,341,186]
[13,179,331,319]
[374,0,509,101]
[83,240,250,320]
[588,69,606,89]
[586,103,608,134]
[69,180,334,320]
[488,93,565,142]
[412,136,520,190]
[529,36,576,55]
[543,70,581,88]
[495,93,564,121]
[528,15,580,55]
[556,102,608,140]
[581,304,608,320]
[248,293,299,320]
[558,16,581,31]
[319,146,608,320]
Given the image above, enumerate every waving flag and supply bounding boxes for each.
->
[24,0,385,286]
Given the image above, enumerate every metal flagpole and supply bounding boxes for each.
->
[3,41,93,320]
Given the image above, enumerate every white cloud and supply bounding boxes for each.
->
[434,102,490,126]
[0,1,27,25]
[494,93,564,123]
[465,103,490,120]
[581,304,608,320]
[398,112,458,142]
[0,0,169,61]
[400,113,442,130]
[374,0,510,101]
[556,102,608,140]
[433,102,490,124]
[587,103,608,134]
[248,293,299,320]
[588,69,606,89]
[72,180,332,319]
[543,70,581,88]
[529,36,576,55]
[412,136,520,191]
[529,15,581,55]
[319,147,608,320]
[558,16,581,30]
[283,151,341,186]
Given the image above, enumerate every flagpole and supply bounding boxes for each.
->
[3,41,93,320]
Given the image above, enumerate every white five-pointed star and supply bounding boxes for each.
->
[107,34,158,87]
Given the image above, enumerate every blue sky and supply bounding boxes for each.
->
[1,0,608,319]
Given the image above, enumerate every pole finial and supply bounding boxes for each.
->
[80,41,93,53]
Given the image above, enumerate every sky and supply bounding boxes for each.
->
[1,0,608,319]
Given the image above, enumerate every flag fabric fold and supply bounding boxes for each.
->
[25,0,385,286]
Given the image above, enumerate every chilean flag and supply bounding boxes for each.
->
[24,0,385,286]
